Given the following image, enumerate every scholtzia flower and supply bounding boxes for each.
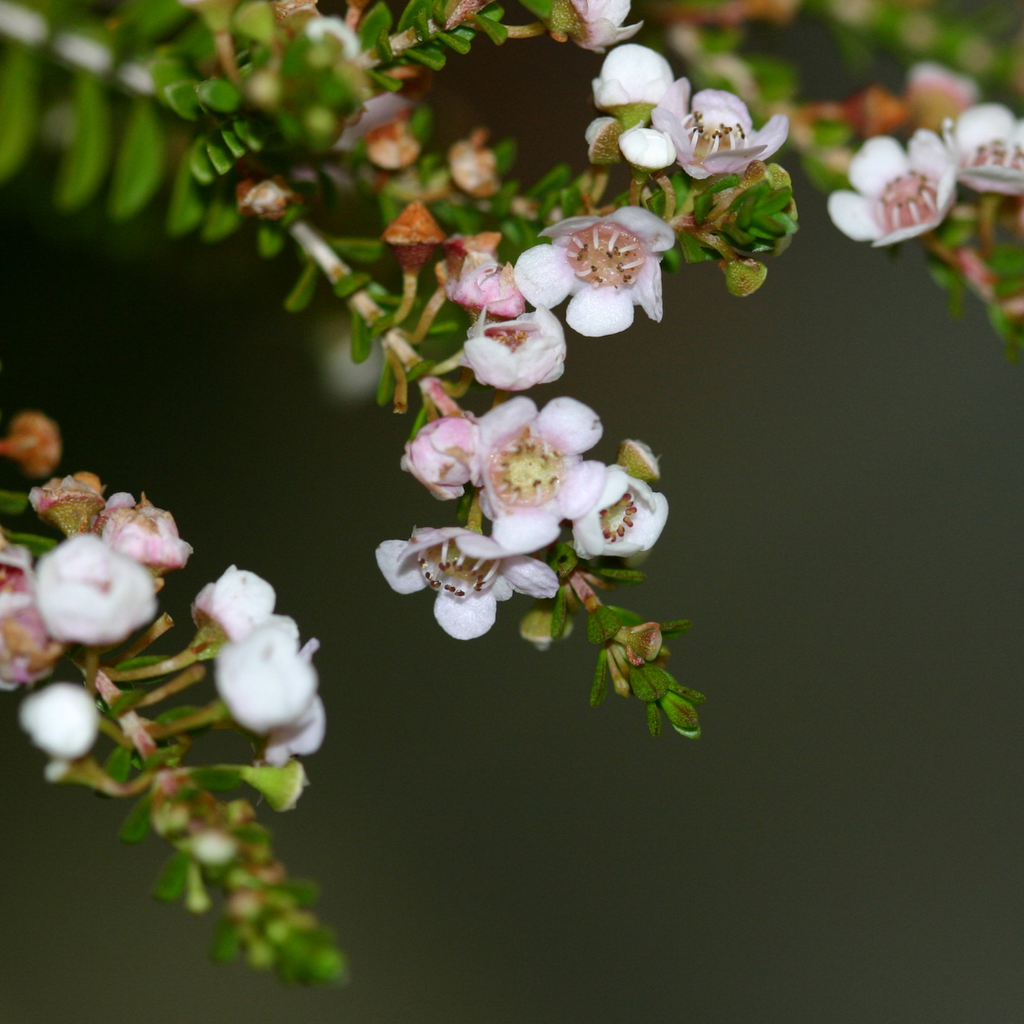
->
[572,465,668,559]
[944,103,1024,195]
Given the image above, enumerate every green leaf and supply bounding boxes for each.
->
[376,356,395,406]
[154,704,201,725]
[517,0,551,18]
[331,237,385,263]
[205,134,235,176]
[550,585,567,639]
[646,701,662,737]
[590,648,607,707]
[196,78,241,113]
[408,104,434,143]
[406,358,436,383]
[284,259,318,312]
[586,606,622,644]
[605,605,644,628]
[527,162,571,199]
[114,654,168,672]
[55,74,111,212]
[630,663,670,701]
[367,68,403,92]
[232,117,269,152]
[660,691,701,738]
[437,29,473,53]
[397,0,431,33]
[189,767,242,791]
[359,1,393,51]
[659,619,692,639]
[220,127,246,159]
[153,851,190,902]
[332,272,372,298]
[667,679,706,704]
[201,196,242,242]
[258,222,285,258]
[166,149,207,237]
[210,916,241,963]
[3,531,56,555]
[0,489,28,515]
[405,41,447,69]
[547,542,577,579]
[0,45,39,186]
[472,12,508,44]
[350,311,371,362]
[118,793,152,844]
[678,231,716,264]
[162,79,201,120]
[189,136,216,186]
[408,403,429,440]
[593,566,646,584]
[492,137,516,175]
[105,744,133,783]
[108,98,165,221]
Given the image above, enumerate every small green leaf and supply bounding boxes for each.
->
[630,663,670,701]
[162,79,201,120]
[3,531,56,556]
[0,45,39,186]
[405,41,447,69]
[153,850,190,901]
[359,1,393,51]
[550,585,567,639]
[547,542,577,579]
[258,222,285,258]
[220,127,247,159]
[376,357,395,406]
[408,404,429,440]
[189,136,216,185]
[678,231,716,264]
[350,311,371,363]
[154,704,201,725]
[201,196,242,242]
[166,149,207,237]
[517,0,551,18]
[397,0,431,32]
[646,701,662,737]
[586,606,622,644]
[55,74,111,211]
[284,259,318,312]
[367,68,403,92]
[105,745,133,783]
[196,78,241,113]
[189,767,242,791]
[492,137,516,175]
[118,793,152,844]
[332,272,372,298]
[593,566,646,584]
[205,134,235,175]
[232,116,269,152]
[527,162,571,199]
[0,489,28,515]
[659,619,692,639]
[210,917,241,963]
[331,237,385,263]
[437,29,472,53]
[408,104,433,143]
[660,690,701,738]
[109,98,165,221]
[472,12,508,44]
[590,648,607,707]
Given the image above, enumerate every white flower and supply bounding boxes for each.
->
[473,396,607,553]
[592,44,674,111]
[561,0,640,52]
[827,131,956,246]
[618,125,676,170]
[462,306,566,391]
[572,466,668,558]
[514,207,675,337]
[304,16,361,59]
[192,565,277,641]
[19,683,98,761]
[376,527,559,640]
[944,103,1024,195]
[36,534,156,645]
[652,80,789,179]
[264,695,326,767]
[216,619,319,734]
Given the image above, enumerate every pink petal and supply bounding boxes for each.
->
[476,396,537,451]
[848,136,909,198]
[535,397,603,455]
[605,206,676,251]
[559,460,608,520]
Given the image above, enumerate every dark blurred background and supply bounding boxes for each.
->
[0,22,1021,1024]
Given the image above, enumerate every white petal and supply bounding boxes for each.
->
[565,285,635,336]
[954,103,1017,153]
[433,591,497,640]
[848,136,910,198]
[691,88,754,134]
[514,244,576,309]
[907,128,954,182]
[476,395,537,450]
[500,556,559,598]
[491,510,561,554]
[748,113,789,161]
[535,396,603,455]
[654,77,691,123]
[827,191,883,242]
[375,540,426,594]
[559,460,608,520]
[605,205,676,251]
[630,260,663,322]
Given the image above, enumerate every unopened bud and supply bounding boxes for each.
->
[585,117,623,165]
[619,621,662,662]
[618,124,675,171]
[0,410,61,478]
[606,645,632,698]
[239,761,309,811]
[448,130,499,198]
[365,111,421,170]
[29,472,105,535]
[659,689,701,737]
[616,439,660,481]
[236,176,302,220]
[519,600,573,651]
[382,201,446,274]
[723,257,767,297]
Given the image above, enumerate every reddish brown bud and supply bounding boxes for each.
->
[382,201,447,274]
[840,84,909,139]
[236,176,302,220]
[0,410,61,478]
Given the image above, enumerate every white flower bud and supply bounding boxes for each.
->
[191,830,238,866]
[192,565,277,642]
[19,683,99,760]
[592,44,674,112]
[216,620,318,734]
[618,125,676,170]
[36,534,157,645]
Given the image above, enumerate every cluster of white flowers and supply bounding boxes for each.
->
[828,64,1024,247]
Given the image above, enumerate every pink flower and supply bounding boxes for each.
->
[192,565,277,642]
[376,526,558,640]
[97,494,193,575]
[401,416,479,500]
[944,103,1024,195]
[36,534,156,646]
[905,63,978,131]
[462,306,566,391]
[0,545,62,688]
[514,207,675,337]
[571,465,668,559]
[446,253,525,320]
[651,80,789,179]
[473,396,606,553]
[560,0,640,52]
[827,131,956,246]
[264,694,326,767]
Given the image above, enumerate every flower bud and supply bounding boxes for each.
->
[592,44,674,117]
[382,201,447,274]
[616,439,660,482]
[401,416,478,500]
[29,472,105,536]
[239,759,309,811]
[365,111,421,170]
[659,689,701,737]
[448,130,500,198]
[271,0,316,26]
[99,495,193,577]
[519,599,573,651]
[585,117,623,165]
[216,619,318,734]
[36,534,157,645]
[0,545,63,688]
[618,124,676,171]
[723,257,768,297]
[446,256,525,320]
[0,411,61,478]
[191,829,238,866]
[236,176,302,220]
[443,231,501,280]
[905,62,978,132]
[19,682,99,760]
[619,621,662,662]
[192,565,277,643]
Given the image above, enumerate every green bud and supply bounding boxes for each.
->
[520,600,573,650]
[620,622,662,662]
[585,117,623,165]
[723,257,767,297]
[659,690,701,738]
[616,439,660,481]
[240,761,309,811]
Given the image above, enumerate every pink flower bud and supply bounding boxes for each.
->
[192,565,277,642]
[0,410,62,478]
[401,416,479,500]
[446,255,525,320]
[19,682,98,761]
[99,495,193,576]
[36,534,157,646]
[29,472,106,536]
[0,545,63,688]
